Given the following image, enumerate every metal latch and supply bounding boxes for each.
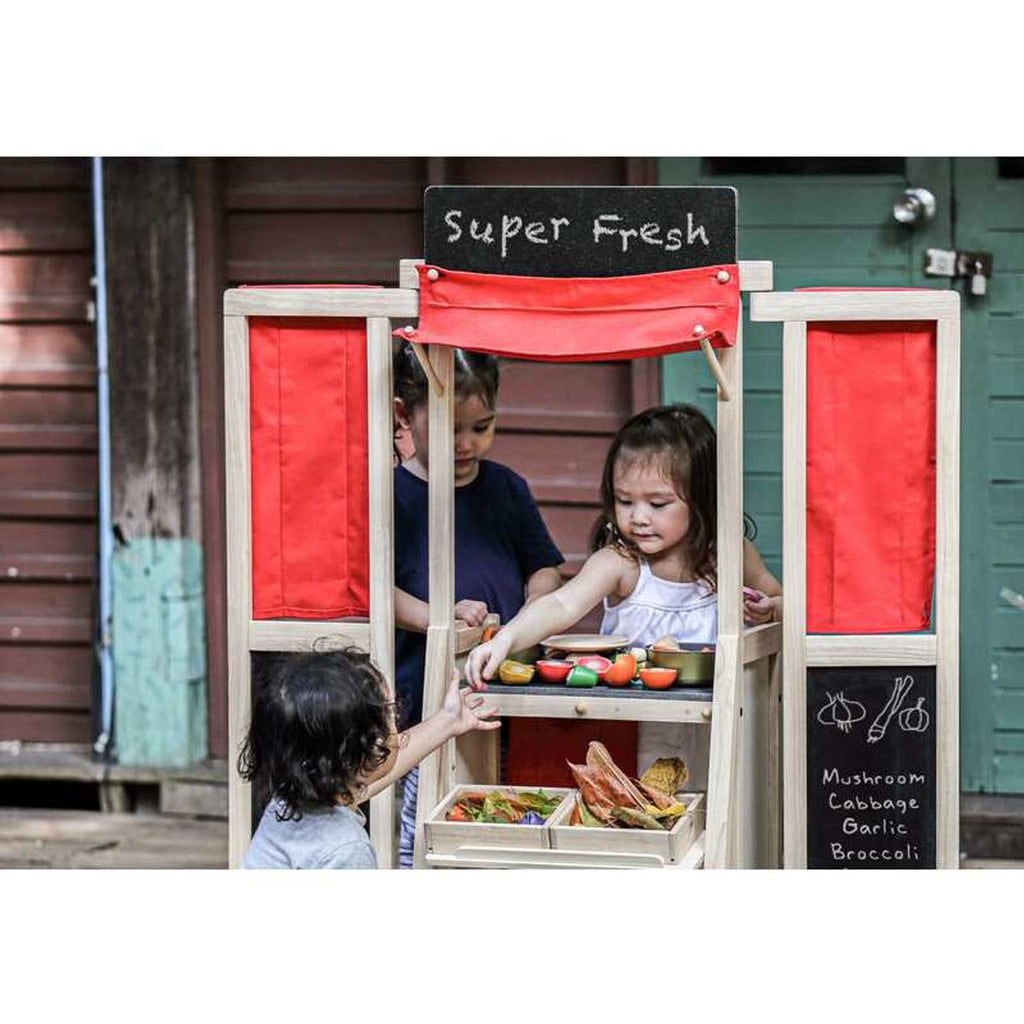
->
[924,249,993,296]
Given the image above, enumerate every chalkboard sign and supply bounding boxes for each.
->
[807,666,936,869]
[424,186,736,277]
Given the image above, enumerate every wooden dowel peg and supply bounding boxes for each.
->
[699,337,731,402]
[409,339,445,397]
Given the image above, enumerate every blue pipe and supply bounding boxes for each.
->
[91,157,115,757]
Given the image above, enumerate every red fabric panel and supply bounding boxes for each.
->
[408,263,739,361]
[806,319,936,633]
[504,719,638,789]
[249,317,370,620]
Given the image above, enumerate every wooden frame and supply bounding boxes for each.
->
[750,289,960,870]
[226,260,785,870]
[225,292,410,868]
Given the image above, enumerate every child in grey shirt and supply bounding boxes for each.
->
[239,648,499,869]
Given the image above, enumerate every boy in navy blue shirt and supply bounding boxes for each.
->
[392,342,563,866]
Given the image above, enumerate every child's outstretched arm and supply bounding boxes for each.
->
[362,670,499,801]
[395,588,489,632]
[465,547,627,689]
[743,538,783,624]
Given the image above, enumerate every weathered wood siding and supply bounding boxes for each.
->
[0,158,97,743]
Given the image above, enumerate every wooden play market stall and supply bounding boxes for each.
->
[225,185,960,870]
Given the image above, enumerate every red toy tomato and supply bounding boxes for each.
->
[602,653,636,687]
[575,655,612,679]
[534,659,573,683]
[639,667,677,690]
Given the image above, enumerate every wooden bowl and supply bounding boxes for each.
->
[646,642,716,685]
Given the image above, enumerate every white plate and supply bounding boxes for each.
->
[540,634,630,653]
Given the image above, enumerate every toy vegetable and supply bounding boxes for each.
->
[602,653,636,687]
[575,655,612,679]
[446,789,561,824]
[565,742,688,831]
[639,667,676,690]
[498,659,535,685]
[566,666,599,687]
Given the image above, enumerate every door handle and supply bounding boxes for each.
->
[892,187,936,226]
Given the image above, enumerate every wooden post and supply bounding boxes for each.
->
[935,313,961,869]
[704,306,745,868]
[366,317,396,865]
[413,345,455,869]
[224,314,252,869]
[104,157,208,766]
[781,320,808,868]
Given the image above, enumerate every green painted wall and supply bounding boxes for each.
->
[112,538,208,766]
[658,157,1024,793]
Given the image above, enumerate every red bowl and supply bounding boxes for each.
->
[534,659,573,683]
[639,667,677,690]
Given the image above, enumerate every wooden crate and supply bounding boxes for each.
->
[548,792,705,865]
[424,785,574,857]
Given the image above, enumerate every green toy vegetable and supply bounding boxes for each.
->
[566,666,599,687]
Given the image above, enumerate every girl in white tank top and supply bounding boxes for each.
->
[465,405,782,786]
[600,559,718,648]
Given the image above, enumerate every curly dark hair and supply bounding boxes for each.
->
[238,649,395,821]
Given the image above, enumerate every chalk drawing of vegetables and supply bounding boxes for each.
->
[867,675,914,745]
[817,691,866,734]
[899,697,930,733]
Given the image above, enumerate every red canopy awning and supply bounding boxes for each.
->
[404,263,740,361]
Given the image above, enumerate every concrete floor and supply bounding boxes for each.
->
[1,806,1021,869]
[0,808,228,868]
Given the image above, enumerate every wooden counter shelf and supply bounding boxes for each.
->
[444,622,781,869]
[478,682,713,724]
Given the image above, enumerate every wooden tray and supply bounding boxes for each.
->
[547,792,705,865]
[424,785,574,857]
[541,634,630,653]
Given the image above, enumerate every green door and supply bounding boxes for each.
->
[953,158,1024,793]
[658,157,1022,794]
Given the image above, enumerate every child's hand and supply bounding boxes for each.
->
[454,599,488,628]
[443,670,501,736]
[744,590,782,625]
[464,633,512,690]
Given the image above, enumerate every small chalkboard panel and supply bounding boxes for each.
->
[808,666,936,869]
[424,186,736,277]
